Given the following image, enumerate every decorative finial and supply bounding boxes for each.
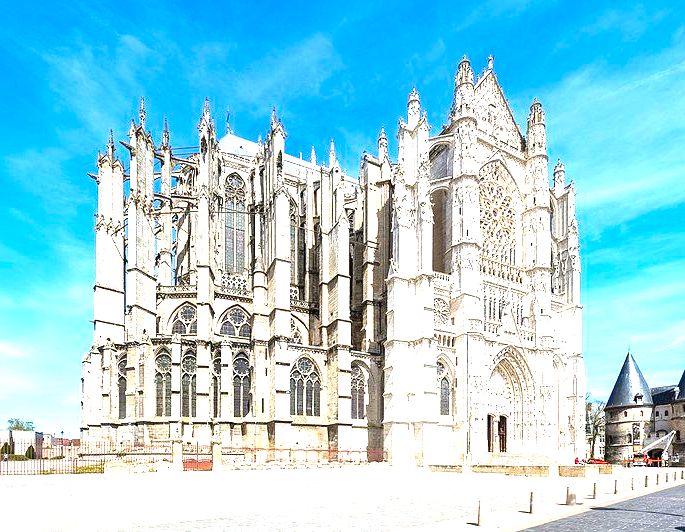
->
[310,145,317,165]
[162,118,169,148]
[270,107,278,128]
[487,55,494,70]
[329,138,336,167]
[225,107,232,135]
[257,134,263,147]
[107,129,114,153]
[378,127,388,144]
[203,97,211,117]
[408,87,420,104]
[139,96,146,128]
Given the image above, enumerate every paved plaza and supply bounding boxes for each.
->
[0,465,683,531]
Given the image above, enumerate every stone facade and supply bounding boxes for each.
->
[81,56,585,465]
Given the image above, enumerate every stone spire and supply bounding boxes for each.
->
[329,138,337,168]
[606,353,654,408]
[553,159,565,191]
[107,129,115,159]
[139,96,146,129]
[378,127,388,161]
[310,145,316,165]
[225,107,232,135]
[450,56,474,121]
[407,87,421,128]
[162,118,170,148]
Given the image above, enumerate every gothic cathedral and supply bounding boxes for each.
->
[81,56,585,465]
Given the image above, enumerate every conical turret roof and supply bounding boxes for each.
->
[606,353,653,408]
[676,369,685,401]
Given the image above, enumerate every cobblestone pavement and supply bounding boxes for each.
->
[526,483,685,531]
[0,465,684,531]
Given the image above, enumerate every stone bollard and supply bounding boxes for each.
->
[614,479,618,494]
[211,440,222,472]
[645,475,649,488]
[566,486,576,506]
[681,471,684,480]
[631,477,634,491]
[529,491,534,514]
[656,474,659,485]
[592,482,597,499]
[666,472,669,483]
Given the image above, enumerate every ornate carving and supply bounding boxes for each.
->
[479,161,520,265]
[434,298,449,325]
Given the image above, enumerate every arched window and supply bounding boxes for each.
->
[225,174,246,273]
[351,364,365,420]
[171,304,197,335]
[437,361,450,416]
[431,189,449,273]
[290,200,306,292]
[290,357,320,416]
[118,355,127,419]
[212,352,221,418]
[155,352,172,417]
[233,354,251,417]
[181,352,197,417]
[219,306,251,338]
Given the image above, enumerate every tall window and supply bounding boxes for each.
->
[290,200,306,290]
[171,304,197,335]
[225,174,246,273]
[155,353,172,417]
[118,355,127,419]
[437,361,450,416]
[211,352,222,418]
[351,364,365,420]
[181,352,197,417]
[233,354,250,417]
[220,306,251,337]
[290,357,321,416]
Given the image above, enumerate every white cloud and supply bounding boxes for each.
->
[0,342,31,359]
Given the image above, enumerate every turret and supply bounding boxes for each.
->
[526,99,546,158]
[378,127,388,162]
[407,87,421,129]
[450,56,475,122]
[553,159,566,194]
[310,145,316,165]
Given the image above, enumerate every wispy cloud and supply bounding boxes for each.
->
[0,342,31,359]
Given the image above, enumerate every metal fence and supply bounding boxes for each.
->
[0,456,105,475]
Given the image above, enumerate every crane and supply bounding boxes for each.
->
[631,430,677,466]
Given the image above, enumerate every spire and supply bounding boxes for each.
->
[456,55,474,86]
[487,54,494,71]
[107,129,115,158]
[408,87,420,105]
[270,107,278,129]
[162,118,170,148]
[138,97,146,128]
[203,97,211,118]
[225,107,232,135]
[450,56,474,121]
[407,87,421,128]
[553,159,565,189]
[310,145,317,165]
[329,138,337,168]
[378,127,388,161]
[528,98,545,126]
[606,353,654,408]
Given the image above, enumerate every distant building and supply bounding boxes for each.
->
[604,353,685,463]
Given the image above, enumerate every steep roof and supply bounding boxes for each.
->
[651,385,678,406]
[606,353,653,409]
[676,370,685,401]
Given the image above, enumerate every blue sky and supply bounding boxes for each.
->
[1,1,684,436]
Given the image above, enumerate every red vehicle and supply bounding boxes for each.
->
[587,458,608,464]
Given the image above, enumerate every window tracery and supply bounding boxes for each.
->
[289,357,321,416]
[434,298,449,325]
[181,352,197,417]
[351,364,365,420]
[225,174,246,273]
[233,353,251,417]
[155,352,172,417]
[118,355,127,419]
[219,306,251,338]
[479,162,519,265]
[437,361,450,416]
[171,304,197,335]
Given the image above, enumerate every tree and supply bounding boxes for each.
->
[7,419,34,431]
[586,399,605,459]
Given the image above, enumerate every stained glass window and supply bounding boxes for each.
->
[437,362,450,415]
[289,357,320,416]
[181,353,197,417]
[351,365,365,419]
[225,174,246,273]
[219,306,251,338]
[233,354,250,417]
[155,352,172,417]
[171,304,196,335]
[118,355,127,419]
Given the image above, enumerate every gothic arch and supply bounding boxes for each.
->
[431,186,450,273]
[168,303,197,336]
[217,305,251,338]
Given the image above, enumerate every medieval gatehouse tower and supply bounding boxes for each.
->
[82,56,585,465]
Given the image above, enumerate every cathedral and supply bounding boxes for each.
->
[81,56,585,466]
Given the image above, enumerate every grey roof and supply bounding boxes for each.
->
[652,385,678,406]
[676,370,685,401]
[605,353,653,409]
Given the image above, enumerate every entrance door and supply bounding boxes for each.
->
[487,414,494,452]
[498,416,507,452]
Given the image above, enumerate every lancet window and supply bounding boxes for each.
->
[290,200,306,292]
[290,357,321,416]
[181,352,197,417]
[219,306,251,338]
[437,361,450,416]
[211,352,221,418]
[351,364,365,420]
[155,352,172,417]
[233,354,250,417]
[225,174,247,273]
[118,355,127,419]
[171,304,197,335]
